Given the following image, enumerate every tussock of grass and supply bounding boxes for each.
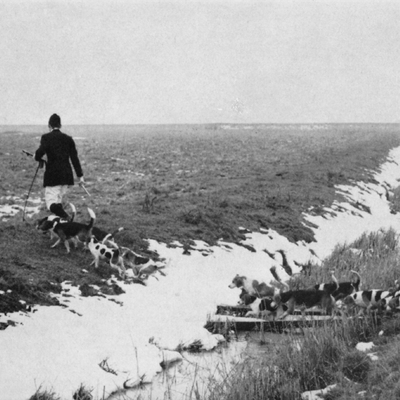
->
[72,384,93,400]
[28,388,61,400]
[29,384,94,400]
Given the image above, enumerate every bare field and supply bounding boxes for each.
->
[0,123,400,311]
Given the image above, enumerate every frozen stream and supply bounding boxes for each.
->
[1,147,400,399]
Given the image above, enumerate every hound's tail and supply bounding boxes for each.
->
[350,270,361,289]
[101,227,124,246]
[69,203,76,222]
[87,208,96,230]
[330,271,339,292]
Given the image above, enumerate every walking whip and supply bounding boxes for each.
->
[22,150,44,221]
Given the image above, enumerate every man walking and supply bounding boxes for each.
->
[35,113,85,219]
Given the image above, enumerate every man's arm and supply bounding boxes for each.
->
[69,138,83,178]
[35,136,46,162]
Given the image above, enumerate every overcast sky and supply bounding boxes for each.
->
[1,0,399,125]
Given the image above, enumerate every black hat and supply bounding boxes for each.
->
[48,114,61,129]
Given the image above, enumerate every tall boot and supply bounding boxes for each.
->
[49,203,70,220]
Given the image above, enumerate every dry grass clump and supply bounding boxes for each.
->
[72,384,93,400]
[341,349,372,383]
[28,388,61,400]
[28,384,93,400]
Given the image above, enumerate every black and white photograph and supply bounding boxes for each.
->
[1,1,400,399]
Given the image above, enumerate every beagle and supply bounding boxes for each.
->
[120,246,165,279]
[36,203,76,240]
[239,288,257,306]
[388,295,400,311]
[343,290,391,314]
[274,282,337,320]
[120,247,152,268]
[243,294,282,320]
[51,208,95,253]
[228,274,275,298]
[134,262,166,281]
[88,237,126,278]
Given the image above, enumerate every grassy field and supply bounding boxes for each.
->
[1,123,400,313]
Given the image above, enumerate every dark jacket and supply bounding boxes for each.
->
[35,129,83,187]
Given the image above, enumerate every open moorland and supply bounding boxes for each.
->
[1,123,400,312]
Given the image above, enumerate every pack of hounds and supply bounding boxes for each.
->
[35,204,166,284]
[229,269,400,320]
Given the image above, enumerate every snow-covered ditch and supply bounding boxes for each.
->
[1,147,400,399]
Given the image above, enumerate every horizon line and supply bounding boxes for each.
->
[2,122,400,127]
